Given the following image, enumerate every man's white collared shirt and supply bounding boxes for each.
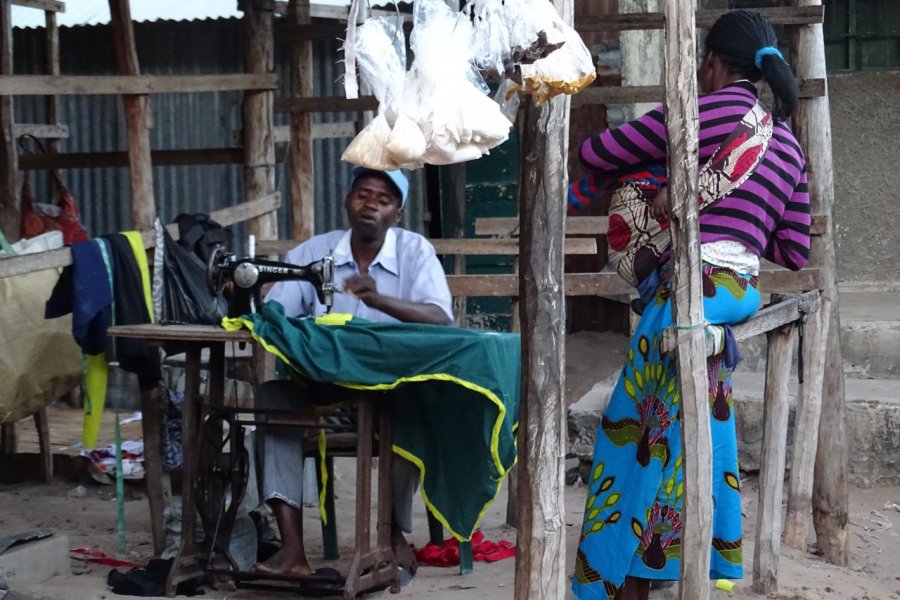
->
[265,228,454,324]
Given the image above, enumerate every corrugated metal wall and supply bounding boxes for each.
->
[12,17,427,249]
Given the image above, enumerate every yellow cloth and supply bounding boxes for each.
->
[123,231,154,323]
[83,353,109,448]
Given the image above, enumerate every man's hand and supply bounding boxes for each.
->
[342,273,450,325]
[649,187,669,223]
[343,273,381,308]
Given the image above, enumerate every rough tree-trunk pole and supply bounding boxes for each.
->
[0,0,18,240]
[662,1,711,599]
[512,0,571,585]
[288,0,314,241]
[45,6,60,155]
[242,0,279,244]
[786,0,848,566]
[513,94,569,600]
[108,0,156,230]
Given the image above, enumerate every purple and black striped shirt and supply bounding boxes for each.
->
[579,81,811,271]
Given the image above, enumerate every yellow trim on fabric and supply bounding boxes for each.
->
[339,374,509,478]
[318,428,328,524]
[83,353,109,448]
[225,316,516,539]
[314,313,353,326]
[392,444,505,543]
[122,231,154,323]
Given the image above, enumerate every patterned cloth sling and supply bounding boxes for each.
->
[607,102,774,287]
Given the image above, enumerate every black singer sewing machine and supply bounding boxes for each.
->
[206,246,335,318]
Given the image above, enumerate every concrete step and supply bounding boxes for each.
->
[720,291,900,378]
[568,370,900,488]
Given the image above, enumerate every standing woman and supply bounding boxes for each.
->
[572,11,811,600]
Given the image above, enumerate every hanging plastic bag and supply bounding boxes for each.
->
[520,27,597,105]
[342,114,400,170]
[18,136,89,245]
[403,0,511,165]
[160,214,229,325]
[463,0,595,104]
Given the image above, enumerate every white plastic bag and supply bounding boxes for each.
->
[354,16,407,121]
[386,114,427,168]
[402,0,511,164]
[520,27,597,105]
[341,115,400,170]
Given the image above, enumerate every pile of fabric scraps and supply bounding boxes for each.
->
[411,531,516,567]
[81,440,144,480]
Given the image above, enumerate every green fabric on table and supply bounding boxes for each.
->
[229,301,521,541]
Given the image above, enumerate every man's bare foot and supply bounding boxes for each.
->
[251,545,313,578]
[391,524,417,576]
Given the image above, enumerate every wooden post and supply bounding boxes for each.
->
[288,0,315,241]
[513,95,569,600]
[752,324,797,594]
[786,0,849,566]
[44,6,60,154]
[449,163,467,328]
[241,0,279,245]
[512,0,571,588]
[661,1,711,599]
[108,0,157,230]
[784,297,828,549]
[0,0,18,241]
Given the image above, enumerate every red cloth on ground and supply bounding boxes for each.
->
[411,531,516,567]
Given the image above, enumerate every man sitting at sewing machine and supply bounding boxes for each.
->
[253,166,454,578]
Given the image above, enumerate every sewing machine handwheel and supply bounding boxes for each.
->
[207,245,228,294]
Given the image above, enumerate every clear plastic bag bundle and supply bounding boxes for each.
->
[343,0,512,169]
[463,0,596,104]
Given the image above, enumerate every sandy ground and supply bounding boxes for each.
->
[3,330,899,599]
[2,456,900,600]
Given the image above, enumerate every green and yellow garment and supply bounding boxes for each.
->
[223,301,520,541]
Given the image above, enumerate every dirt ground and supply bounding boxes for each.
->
[2,454,899,600]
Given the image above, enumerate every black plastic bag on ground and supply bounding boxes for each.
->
[107,558,200,597]
[161,215,229,325]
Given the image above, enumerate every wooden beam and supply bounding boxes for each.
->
[752,324,797,594]
[109,0,155,230]
[288,0,315,242]
[18,146,288,169]
[477,214,828,237]
[10,0,64,12]
[255,237,597,258]
[434,237,596,255]
[274,95,379,114]
[730,290,819,341]
[275,20,347,41]
[0,0,17,242]
[575,5,824,32]
[241,0,279,243]
[0,74,279,96]
[572,78,825,107]
[0,192,281,279]
[788,0,849,567]
[233,121,357,145]
[476,216,609,236]
[661,1,712,598]
[446,269,820,298]
[12,123,68,139]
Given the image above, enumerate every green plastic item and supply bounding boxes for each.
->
[0,227,16,257]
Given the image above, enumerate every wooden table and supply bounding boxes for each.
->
[107,324,400,598]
